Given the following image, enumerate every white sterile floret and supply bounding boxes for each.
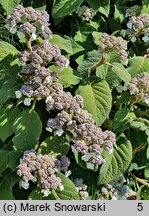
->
[145,98,149,104]
[46,126,52,132]
[15,90,22,98]
[65,170,72,177]
[127,22,133,29]
[55,128,64,136]
[24,98,31,106]
[131,36,137,42]
[17,169,22,177]
[44,75,52,84]
[65,59,70,68]
[109,148,113,154]
[86,162,95,170]
[20,180,29,190]
[46,95,53,103]
[142,35,149,42]
[59,185,64,191]
[67,120,73,126]
[81,152,94,162]
[41,189,51,197]
[112,196,118,200]
[31,32,37,41]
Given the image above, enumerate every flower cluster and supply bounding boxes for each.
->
[126,14,149,43]
[7,5,116,171]
[73,178,89,200]
[126,72,149,105]
[5,5,52,40]
[76,5,96,21]
[15,41,69,104]
[98,176,136,200]
[46,88,116,169]
[99,33,128,64]
[17,150,70,197]
[125,5,141,18]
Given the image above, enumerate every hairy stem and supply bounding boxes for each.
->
[25,33,32,51]
[129,172,149,187]
[87,56,106,77]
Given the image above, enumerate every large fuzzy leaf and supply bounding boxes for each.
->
[0,150,9,172]
[55,172,80,200]
[0,104,20,142]
[58,67,80,88]
[0,0,21,14]
[29,172,79,200]
[22,0,46,10]
[87,0,110,17]
[52,0,84,19]
[112,108,135,132]
[77,50,101,75]
[0,181,14,200]
[12,110,42,151]
[0,41,21,86]
[98,135,132,185]
[38,136,70,157]
[0,78,22,105]
[76,76,112,126]
[111,63,131,84]
[128,57,149,77]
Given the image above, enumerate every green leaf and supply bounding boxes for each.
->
[113,108,135,132]
[52,0,84,18]
[137,185,149,200]
[0,41,20,86]
[98,0,110,17]
[111,63,131,84]
[28,188,56,200]
[86,0,101,9]
[0,0,21,14]
[76,76,112,126]
[128,57,149,77]
[50,34,73,54]
[74,22,102,53]
[0,41,18,60]
[0,104,20,142]
[141,0,149,14]
[38,136,70,157]
[144,164,149,180]
[147,146,149,160]
[92,31,103,46]
[55,172,80,200]
[50,35,84,55]
[77,50,101,75]
[58,67,80,88]
[29,172,80,200]
[98,135,132,185]
[22,0,46,10]
[130,118,149,131]
[8,151,22,170]
[87,0,110,17]
[114,5,125,23]
[12,110,42,151]
[96,64,109,80]
[0,150,9,172]
[0,78,22,105]
[73,148,87,170]
[64,36,84,54]
[0,181,14,200]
